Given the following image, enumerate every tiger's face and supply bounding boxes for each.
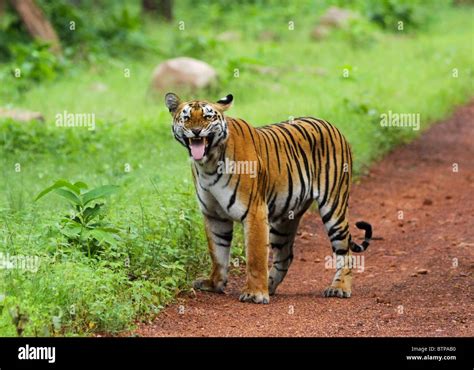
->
[165,93,233,162]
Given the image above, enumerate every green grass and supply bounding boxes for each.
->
[0,4,473,336]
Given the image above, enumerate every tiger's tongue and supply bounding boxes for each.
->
[190,140,206,160]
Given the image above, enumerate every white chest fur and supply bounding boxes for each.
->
[193,164,247,221]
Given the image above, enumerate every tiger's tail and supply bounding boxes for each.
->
[349,221,372,253]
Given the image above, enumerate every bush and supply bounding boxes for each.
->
[333,16,381,48]
[0,182,210,335]
[35,180,121,258]
[8,42,65,82]
[36,0,156,58]
[362,0,437,31]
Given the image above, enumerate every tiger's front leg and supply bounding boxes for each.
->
[239,205,270,304]
[193,216,233,293]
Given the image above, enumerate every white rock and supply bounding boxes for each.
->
[150,57,217,92]
[320,6,356,28]
[0,108,44,122]
[216,31,241,42]
[311,25,331,40]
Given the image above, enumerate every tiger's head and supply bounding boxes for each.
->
[165,93,233,162]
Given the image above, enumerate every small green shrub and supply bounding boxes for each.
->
[0,118,49,153]
[337,17,380,48]
[170,34,220,59]
[35,180,120,257]
[1,41,66,94]
[363,0,436,31]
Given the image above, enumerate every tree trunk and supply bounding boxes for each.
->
[142,0,173,21]
[9,0,61,54]
[0,0,6,16]
[142,0,158,12]
[158,0,173,21]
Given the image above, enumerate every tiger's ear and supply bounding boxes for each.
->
[216,94,233,111]
[165,92,181,114]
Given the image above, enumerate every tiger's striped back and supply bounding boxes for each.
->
[223,116,370,253]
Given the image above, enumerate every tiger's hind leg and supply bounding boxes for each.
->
[268,217,301,296]
[320,210,354,298]
[324,250,353,298]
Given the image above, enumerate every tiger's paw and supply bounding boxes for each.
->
[193,278,225,293]
[239,289,269,304]
[323,286,351,298]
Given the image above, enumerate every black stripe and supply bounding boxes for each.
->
[329,223,349,238]
[327,211,347,235]
[222,174,233,187]
[326,124,339,201]
[260,131,271,173]
[213,230,233,242]
[273,253,294,264]
[297,142,311,197]
[215,241,231,248]
[242,120,258,150]
[196,191,209,211]
[319,137,331,208]
[271,241,287,249]
[240,184,254,222]
[322,185,348,224]
[270,227,290,237]
[209,172,223,186]
[264,128,282,172]
[204,213,229,223]
[330,229,349,242]
[232,119,245,135]
[267,188,278,218]
[227,176,241,211]
[276,164,294,219]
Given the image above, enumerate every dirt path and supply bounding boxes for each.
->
[136,102,474,337]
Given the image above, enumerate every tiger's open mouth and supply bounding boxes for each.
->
[185,136,212,161]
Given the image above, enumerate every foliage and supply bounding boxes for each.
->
[0,8,29,62]
[1,41,66,93]
[322,0,439,31]
[336,16,380,48]
[363,0,436,31]
[35,0,156,58]
[35,180,120,257]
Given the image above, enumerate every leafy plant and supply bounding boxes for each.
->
[0,118,50,154]
[363,0,435,31]
[8,41,65,83]
[35,180,120,257]
[337,16,380,48]
[171,33,220,59]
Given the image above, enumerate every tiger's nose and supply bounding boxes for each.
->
[192,128,202,136]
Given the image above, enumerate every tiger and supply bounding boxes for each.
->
[165,92,372,304]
